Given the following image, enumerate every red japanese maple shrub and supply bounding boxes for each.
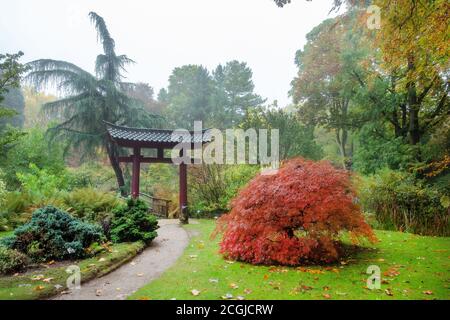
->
[215,158,377,265]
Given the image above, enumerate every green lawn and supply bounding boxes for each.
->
[0,241,145,300]
[130,219,449,300]
[0,231,13,238]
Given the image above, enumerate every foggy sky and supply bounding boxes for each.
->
[0,0,338,107]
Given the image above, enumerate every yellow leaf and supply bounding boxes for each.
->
[191,289,201,296]
[385,289,394,296]
[229,283,239,289]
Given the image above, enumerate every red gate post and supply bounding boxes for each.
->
[179,162,188,224]
[131,147,141,199]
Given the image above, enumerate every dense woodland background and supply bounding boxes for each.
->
[0,0,448,236]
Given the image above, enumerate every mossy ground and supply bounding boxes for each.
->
[0,241,144,300]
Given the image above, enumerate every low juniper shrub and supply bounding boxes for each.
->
[0,206,104,262]
[110,199,159,245]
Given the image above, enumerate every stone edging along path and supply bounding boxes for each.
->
[51,219,190,300]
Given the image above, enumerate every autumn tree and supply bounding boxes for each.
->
[124,82,167,116]
[291,17,364,169]
[216,158,376,265]
[371,0,449,146]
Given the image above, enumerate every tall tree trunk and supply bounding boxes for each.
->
[400,103,407,137]
[407,56,420,145]
[105,139,126,196]
[336,129,348,170]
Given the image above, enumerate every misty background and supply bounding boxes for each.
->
[0,0,339,106]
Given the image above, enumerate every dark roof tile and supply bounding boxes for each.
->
[104,122,212,144]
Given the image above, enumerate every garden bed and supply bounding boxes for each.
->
[130,220,450,300]
[0,241,145,300]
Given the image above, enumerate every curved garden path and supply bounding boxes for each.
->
[52,219,190,300]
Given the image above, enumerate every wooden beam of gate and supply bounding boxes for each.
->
[118,156,173,164]
[118,156,202,164]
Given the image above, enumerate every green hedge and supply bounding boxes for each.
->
[359,169,449,236]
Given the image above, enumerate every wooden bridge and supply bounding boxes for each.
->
[139,192,172,218]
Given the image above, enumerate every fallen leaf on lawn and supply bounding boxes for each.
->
[383,267,400,278]
[189,255,198,259]
[42,278,54,283]
[96,289,103,296]
[297,285,313,293]
[325,267,339,273]
[422,290,433,295]
[331,268,339,273]
[263,274,269,280]
[197,242,205,249]
[13,273,19,277]
[244,288,252,295]
[237,296,245,300]
[335,291,348,296]
[209,278,219,284]
[299,268,324,275]
[268,281,281,290]
[47,260,55,265]
[225,260,235,264]
[323,293,332,299]
[34,285,45,291]
[138,296,150,300]
[229,283,239,289]
[309,269,324,275]
[98,258,106,262]
[377,258,385,262]
[31,275,45,281]
[221,293,233,300]
[384,288,394,296]
[191,289,201,296]
[323,286,330,291]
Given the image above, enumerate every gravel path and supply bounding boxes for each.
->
[52,219,189,300]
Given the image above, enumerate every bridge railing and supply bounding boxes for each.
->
[118,192,172,218]
[139,192,171,218]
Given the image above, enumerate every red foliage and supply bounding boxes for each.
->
[216,158,377,265]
